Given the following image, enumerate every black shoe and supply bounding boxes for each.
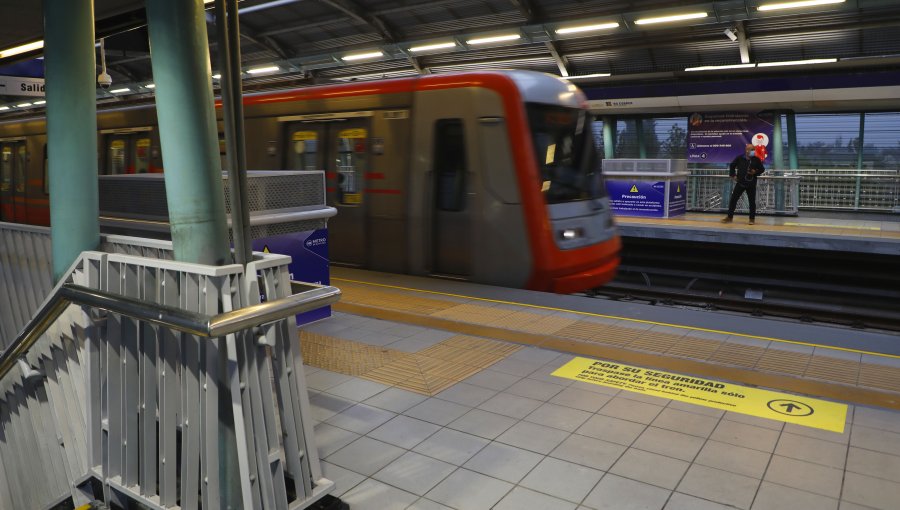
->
[721,217,733,223]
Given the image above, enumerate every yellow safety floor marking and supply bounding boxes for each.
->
[783,222,881,231]
[554,357,848,432]
[301,330,522,395]
[332,276,900,361]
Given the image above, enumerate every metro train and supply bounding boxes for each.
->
[0,70,620,293]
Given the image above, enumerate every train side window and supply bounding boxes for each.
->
[43,144,49,194]
[292,130,319,170]
[134,138,151,173]
[336,128,366,205]
[434,119,467,212]
[15,144,26,192]
[0,145,10,191]
[107,138,127,174]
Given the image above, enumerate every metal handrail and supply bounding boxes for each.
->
[0,280,341,383]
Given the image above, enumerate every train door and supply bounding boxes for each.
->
[104,132,153,174]
[286,118,369,266]
[0,140,27,223]
[431,119,471,277]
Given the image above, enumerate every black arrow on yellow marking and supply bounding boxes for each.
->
[780,403,801,413]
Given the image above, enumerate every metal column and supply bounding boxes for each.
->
[44,0,100,281]
[635,119,647,159]
[787,112,799,170]
[214,0,252,267]
[855,113,865,208]
[772,113,785,213]
[146,0,231,266]
[602,116,616,159]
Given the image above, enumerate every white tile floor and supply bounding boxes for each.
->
[304,314,900,510]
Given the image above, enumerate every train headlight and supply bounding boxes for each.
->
[561,228,582,240]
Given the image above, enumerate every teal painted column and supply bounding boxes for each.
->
[786,112,799,170]
[772,113,785,213]
[602,116,615,159]
[146,0,230,266]
[635,119,647,158]
[45,0,100,280]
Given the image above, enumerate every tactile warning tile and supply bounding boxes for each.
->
[301,330,523,396]
[755,349,812,376]
[707,343,766,368]
[804,356,860,386]
[339,284,457,315]
[858,363,900,393]
[300,332,409,376]
[666,336,722,359]
[628,332,683,354]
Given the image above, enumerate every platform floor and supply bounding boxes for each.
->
[616,211,900,255]
[302,270,900,510]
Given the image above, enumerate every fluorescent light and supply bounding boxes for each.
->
[757,58,837,67]
[556,22,620,35]
[567,73,611,80]
[634,12,708,25]
[685,63,757,71]
[212,73,222,79]
[144,83,156,89]
[342,51,384,61]
[758,0,845,12]
[0,106,10,111]
[0,40,44,59]
[16,102,32,107]
[466,34,521,45]
[109,88,130,94]
[246,66,279,74]
[409,42,456,53]
[33,100,46,105]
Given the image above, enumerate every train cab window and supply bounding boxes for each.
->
[336,128,366,205]
[292,131,319,170]
[0,146,11,192]
[434,119,467,212]
[527,104,601,204]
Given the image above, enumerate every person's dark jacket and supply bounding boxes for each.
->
[729,154,766,186]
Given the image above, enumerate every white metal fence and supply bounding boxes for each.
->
[0,229,338,509]
[686,171,801,215]
[0,223,54,350]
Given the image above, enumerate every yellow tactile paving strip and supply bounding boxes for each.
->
[332,279,900,410]
[618,213,900,240]
[300,330,522,395]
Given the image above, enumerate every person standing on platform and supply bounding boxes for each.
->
[722,143,766,225]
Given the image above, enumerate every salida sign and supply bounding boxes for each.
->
[0,76,45,97]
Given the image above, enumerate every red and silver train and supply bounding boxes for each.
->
[0,70,619,293]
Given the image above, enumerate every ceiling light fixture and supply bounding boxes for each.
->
[109,88,130,94]
[0,106,9,111]
[342,51,384,61]
[246,66,280,74]
[567,73,612,80]
[634,12,708,25]
[212,73,222,79]
[144,83,156,89]
[758,0,845,12]
[556,22,620,35]
[466,34,521,45]
[685,63,757,71]
[757,58,837,67]
[0,40,44,59]
[16,102,33,107]
[409,42,456,53]
[33,100,46,105]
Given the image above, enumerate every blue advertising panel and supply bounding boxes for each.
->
[606,180,666,217]
[686,112,774,163]
[668,180,687,217]
[252,228,331,325]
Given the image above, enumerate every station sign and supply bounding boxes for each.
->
[0,76,45,97]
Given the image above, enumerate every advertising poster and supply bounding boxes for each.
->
[686,112,774,163]
[252,228,331,325]
[606,180,666,217]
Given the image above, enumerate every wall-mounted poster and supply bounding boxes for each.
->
[686,112,774,163]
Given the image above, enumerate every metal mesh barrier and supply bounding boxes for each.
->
[687,170,800,215]
[688,169,900,213]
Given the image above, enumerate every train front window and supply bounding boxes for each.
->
[527,104,602,204]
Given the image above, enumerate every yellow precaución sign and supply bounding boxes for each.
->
[629,184,639,193]
[553,357,847,432]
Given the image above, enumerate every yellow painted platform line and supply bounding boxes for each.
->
[332,277,900,360]
[782,222,880,231]
[555,357,848,432]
